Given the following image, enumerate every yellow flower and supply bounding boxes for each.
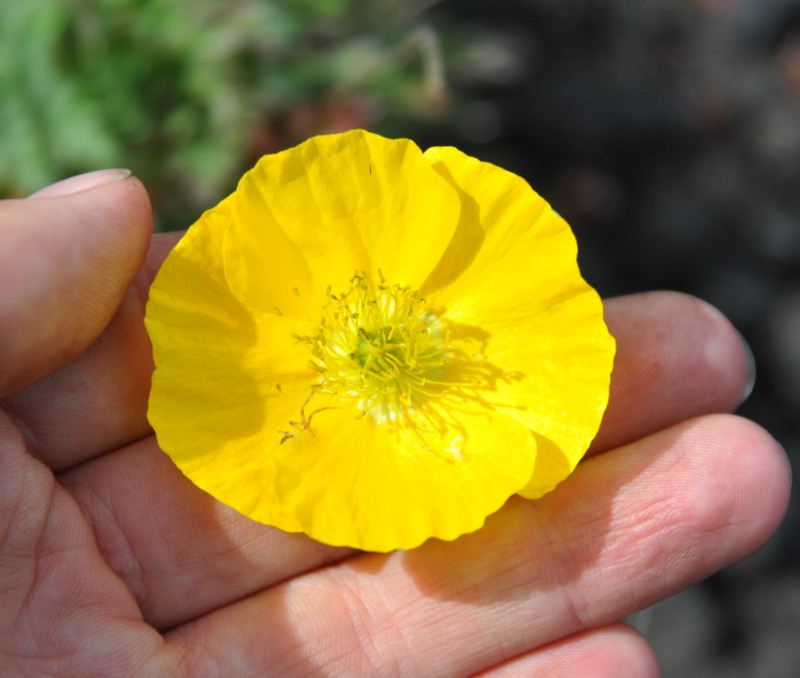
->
[145,129,615,552]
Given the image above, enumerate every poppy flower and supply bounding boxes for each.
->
[145,129,615,552]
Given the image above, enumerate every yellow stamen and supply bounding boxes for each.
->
[307,272,448,423]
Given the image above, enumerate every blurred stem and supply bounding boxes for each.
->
[402,26,447,107]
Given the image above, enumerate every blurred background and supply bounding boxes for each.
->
[2,0,798,675]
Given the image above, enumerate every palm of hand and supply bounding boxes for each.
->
[0,176,789,677]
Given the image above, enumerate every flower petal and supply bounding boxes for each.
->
[422,146,615,498]
[260,401,537,552]
[222,129,461,316]
[146,197,317,530]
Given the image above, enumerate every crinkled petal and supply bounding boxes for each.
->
[260,400,537,552]
[222,129,461,316]
[146,197,317,531]
[422,146,615,498]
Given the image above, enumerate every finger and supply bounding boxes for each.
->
[0,171,151,397]
[590,291,754,454]
[0,231,178,469]
[164,415,789,677]
[471,624,658,678]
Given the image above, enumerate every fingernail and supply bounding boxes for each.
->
[737,330,757,405]
[28,169,132,198]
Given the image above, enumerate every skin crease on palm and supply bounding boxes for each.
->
[0,170,791,678]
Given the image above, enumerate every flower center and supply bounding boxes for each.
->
[307,272,448,423]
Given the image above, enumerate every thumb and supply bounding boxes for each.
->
[0,170,152,397]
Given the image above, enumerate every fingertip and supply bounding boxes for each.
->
[654,414,791,572]
[473,623,660,678]
[590,623,660,678]
[678,292,755,409]
[540,623,660,678]
[719,415,792,549]
[0,174,153,396]
[612,291,753,406]
[593,291,755,454]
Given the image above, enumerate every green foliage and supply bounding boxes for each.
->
[0,0,448,229]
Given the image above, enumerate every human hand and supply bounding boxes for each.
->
[0,171,790,677]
